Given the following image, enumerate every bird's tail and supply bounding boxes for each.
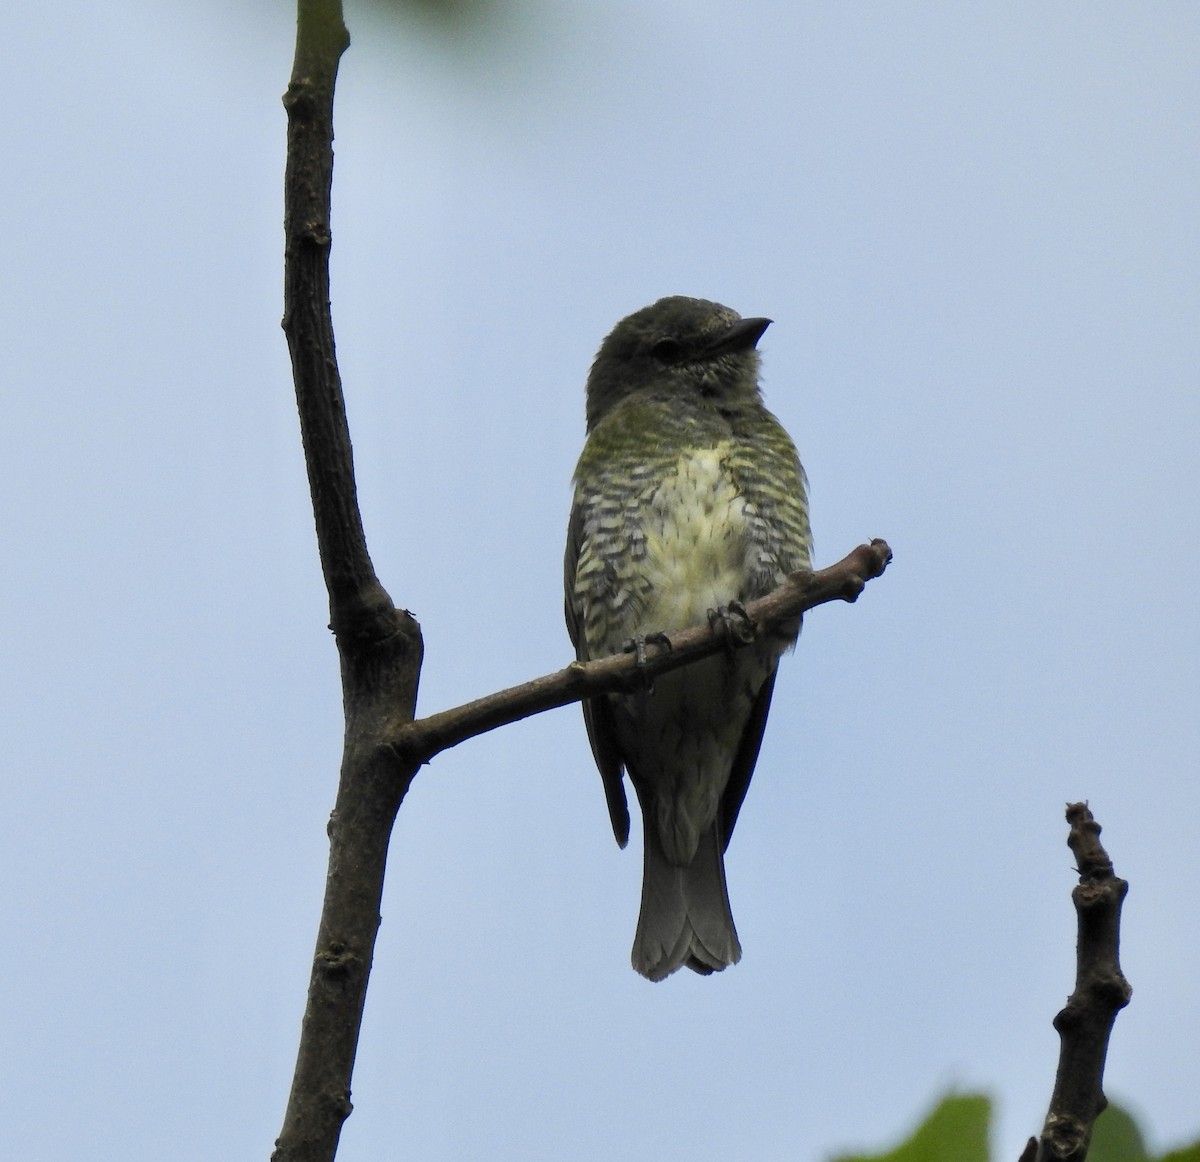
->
[631,820,741,982]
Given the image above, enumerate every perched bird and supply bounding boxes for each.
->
[565,296,812,981]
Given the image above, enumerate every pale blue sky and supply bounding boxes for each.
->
[2,2,1197,1159]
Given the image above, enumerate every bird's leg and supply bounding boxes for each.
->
[707,601,757,652]
[621,631,672,692]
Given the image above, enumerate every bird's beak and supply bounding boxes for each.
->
[703,316,772,357]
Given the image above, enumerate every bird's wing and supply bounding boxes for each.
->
[564,497,631,848]
[718,666,779,850]
[581,696,632,849]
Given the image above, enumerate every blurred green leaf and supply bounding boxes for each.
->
[1091,1101,1200,1162]
[1160,1148,1200,1162]
[830,1093,991,1162]
[828,1094,1200,1162]
[1090,1103,1150,1162]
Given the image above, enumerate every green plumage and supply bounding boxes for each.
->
[565,296,811,981]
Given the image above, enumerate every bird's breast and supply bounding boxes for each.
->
[638,444,751,632]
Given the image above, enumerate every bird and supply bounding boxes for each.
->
[564,296,812,981]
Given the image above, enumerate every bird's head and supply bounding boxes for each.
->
[584,296,771,431]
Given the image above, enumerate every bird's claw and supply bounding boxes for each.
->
[622,631,672,691]
[707,601,757,651]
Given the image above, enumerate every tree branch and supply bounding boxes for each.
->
[391,538,893,765]
[1019,803,1132,1162]
[274,2,423,1159]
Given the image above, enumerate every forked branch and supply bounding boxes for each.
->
[274,3,423,1161]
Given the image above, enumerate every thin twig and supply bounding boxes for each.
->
[391,538,893,765]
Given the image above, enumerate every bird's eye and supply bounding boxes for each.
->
[651,338,684,364]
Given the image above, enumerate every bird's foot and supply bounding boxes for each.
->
[621,631,672,691]
[707,601,757,652]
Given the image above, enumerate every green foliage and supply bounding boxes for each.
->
[1091,1104,1150,1162]
[1091,1102,1200,1162]
[830,1093,1200,1162]
[830,1093,990,1162]
[1159,1147,1200,1162]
